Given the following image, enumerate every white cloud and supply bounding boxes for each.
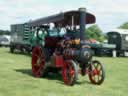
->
[0,0,57,29]
[86,0,128,14]
[84,0,128,32]
[0,0,85,30]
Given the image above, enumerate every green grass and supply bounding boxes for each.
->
[0,48,128,96]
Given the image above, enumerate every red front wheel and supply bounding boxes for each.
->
[62,60,78,86]
[31,46,45,77]
[88,60,105,85]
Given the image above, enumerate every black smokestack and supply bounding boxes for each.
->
[79,8,86,45]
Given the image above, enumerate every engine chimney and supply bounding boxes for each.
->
[79,8,86,45]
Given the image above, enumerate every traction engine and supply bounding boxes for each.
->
[31,8,105,86]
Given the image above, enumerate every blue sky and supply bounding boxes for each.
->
[0,0,128,32]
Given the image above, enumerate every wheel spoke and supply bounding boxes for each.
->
[69,66,74,76]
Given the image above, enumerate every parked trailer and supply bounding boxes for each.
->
[10,23,44,53]
[88,43,116,57]
[107,29,128,56]
[92,29,128,57]
[10,23,31,53]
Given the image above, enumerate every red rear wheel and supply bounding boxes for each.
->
[62,60,77,86]
[31,46,45,77]
[88,60,105,85]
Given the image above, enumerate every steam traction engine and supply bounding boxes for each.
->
[30,8,105,86]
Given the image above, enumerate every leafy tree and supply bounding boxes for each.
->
[85,24,105,42]
[0,30,10,35]
[119,22,128,29]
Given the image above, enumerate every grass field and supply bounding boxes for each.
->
[0,48,128,96]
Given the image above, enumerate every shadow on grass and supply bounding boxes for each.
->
[15,69,92,85]
[15,69,62,81]
[15,69,33,76]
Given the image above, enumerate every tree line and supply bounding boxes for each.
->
[119,22,128,29]
[0,30,10,35]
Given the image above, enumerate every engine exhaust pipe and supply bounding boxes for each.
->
[79,8,86,45]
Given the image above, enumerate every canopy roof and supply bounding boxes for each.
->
[28,10,96,27]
